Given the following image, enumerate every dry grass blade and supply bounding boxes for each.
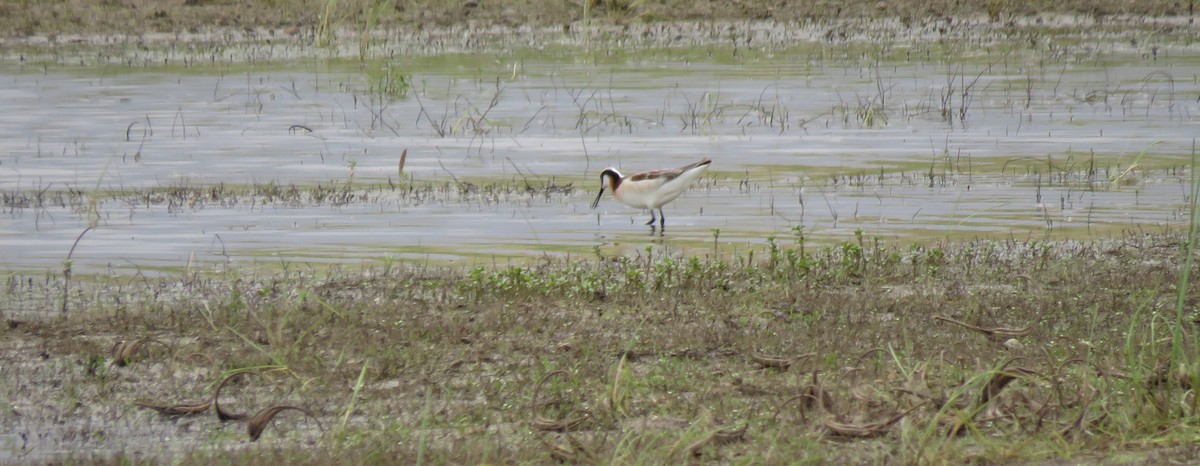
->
[110,338,168,367]
[824,403,923,438]
[1147,359,1194,390]
[804,370,834,411]
[213,371,259,421]
[1095,366,1129,380]
[529,413,590,432]
[185,352,218,366]
[1058,388,1095,438]
[824,418,893,438]
[949,366,1037,436]
[136,400,211,416]
[933,315,1033,340]
[247,405,322,442]
[111,340,140,366]
[712,423,749,444]
[750,352,792,370]
[541,438,576,463]
[398,148,408,176]
[981,367,1037,405]
[528,369,589,432]
[774,394,812,423]
[749,351,816,371]
[853,347,887,368]
[775,372,834,423]
[530,370,567,414]
[684,424,749,458]
[539,434,596,463]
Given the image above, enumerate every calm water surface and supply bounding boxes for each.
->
[2,25,1199,275]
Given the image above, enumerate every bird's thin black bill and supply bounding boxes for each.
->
[590,188,605,209]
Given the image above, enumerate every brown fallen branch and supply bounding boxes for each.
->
[933,315,1033,340]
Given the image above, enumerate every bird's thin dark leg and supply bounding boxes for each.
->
[645,209,657,226]
[658,208,666,228]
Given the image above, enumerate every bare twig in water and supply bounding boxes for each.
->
[438,160,467,192]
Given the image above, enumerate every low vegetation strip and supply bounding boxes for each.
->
[3,231,1200,462]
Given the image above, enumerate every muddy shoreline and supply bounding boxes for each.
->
[0,0,1193,41]
[3,14,1196,58]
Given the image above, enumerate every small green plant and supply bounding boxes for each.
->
[365,63,411,101]
[338,361,369,431]
[1110,141,1162,189]
[608,354,631,418]
[652,256,676,290]
[766,235,780,272]
[361,62,411,132]
[1170,140,1200,397]
[838,229,866,274]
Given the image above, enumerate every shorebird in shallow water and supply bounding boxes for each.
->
[590,158,712,229]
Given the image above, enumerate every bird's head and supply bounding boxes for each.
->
[591,168,622,209]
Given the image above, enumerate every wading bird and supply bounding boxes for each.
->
[590,158,712,229]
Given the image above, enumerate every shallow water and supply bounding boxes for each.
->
[2,27,1199,276]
